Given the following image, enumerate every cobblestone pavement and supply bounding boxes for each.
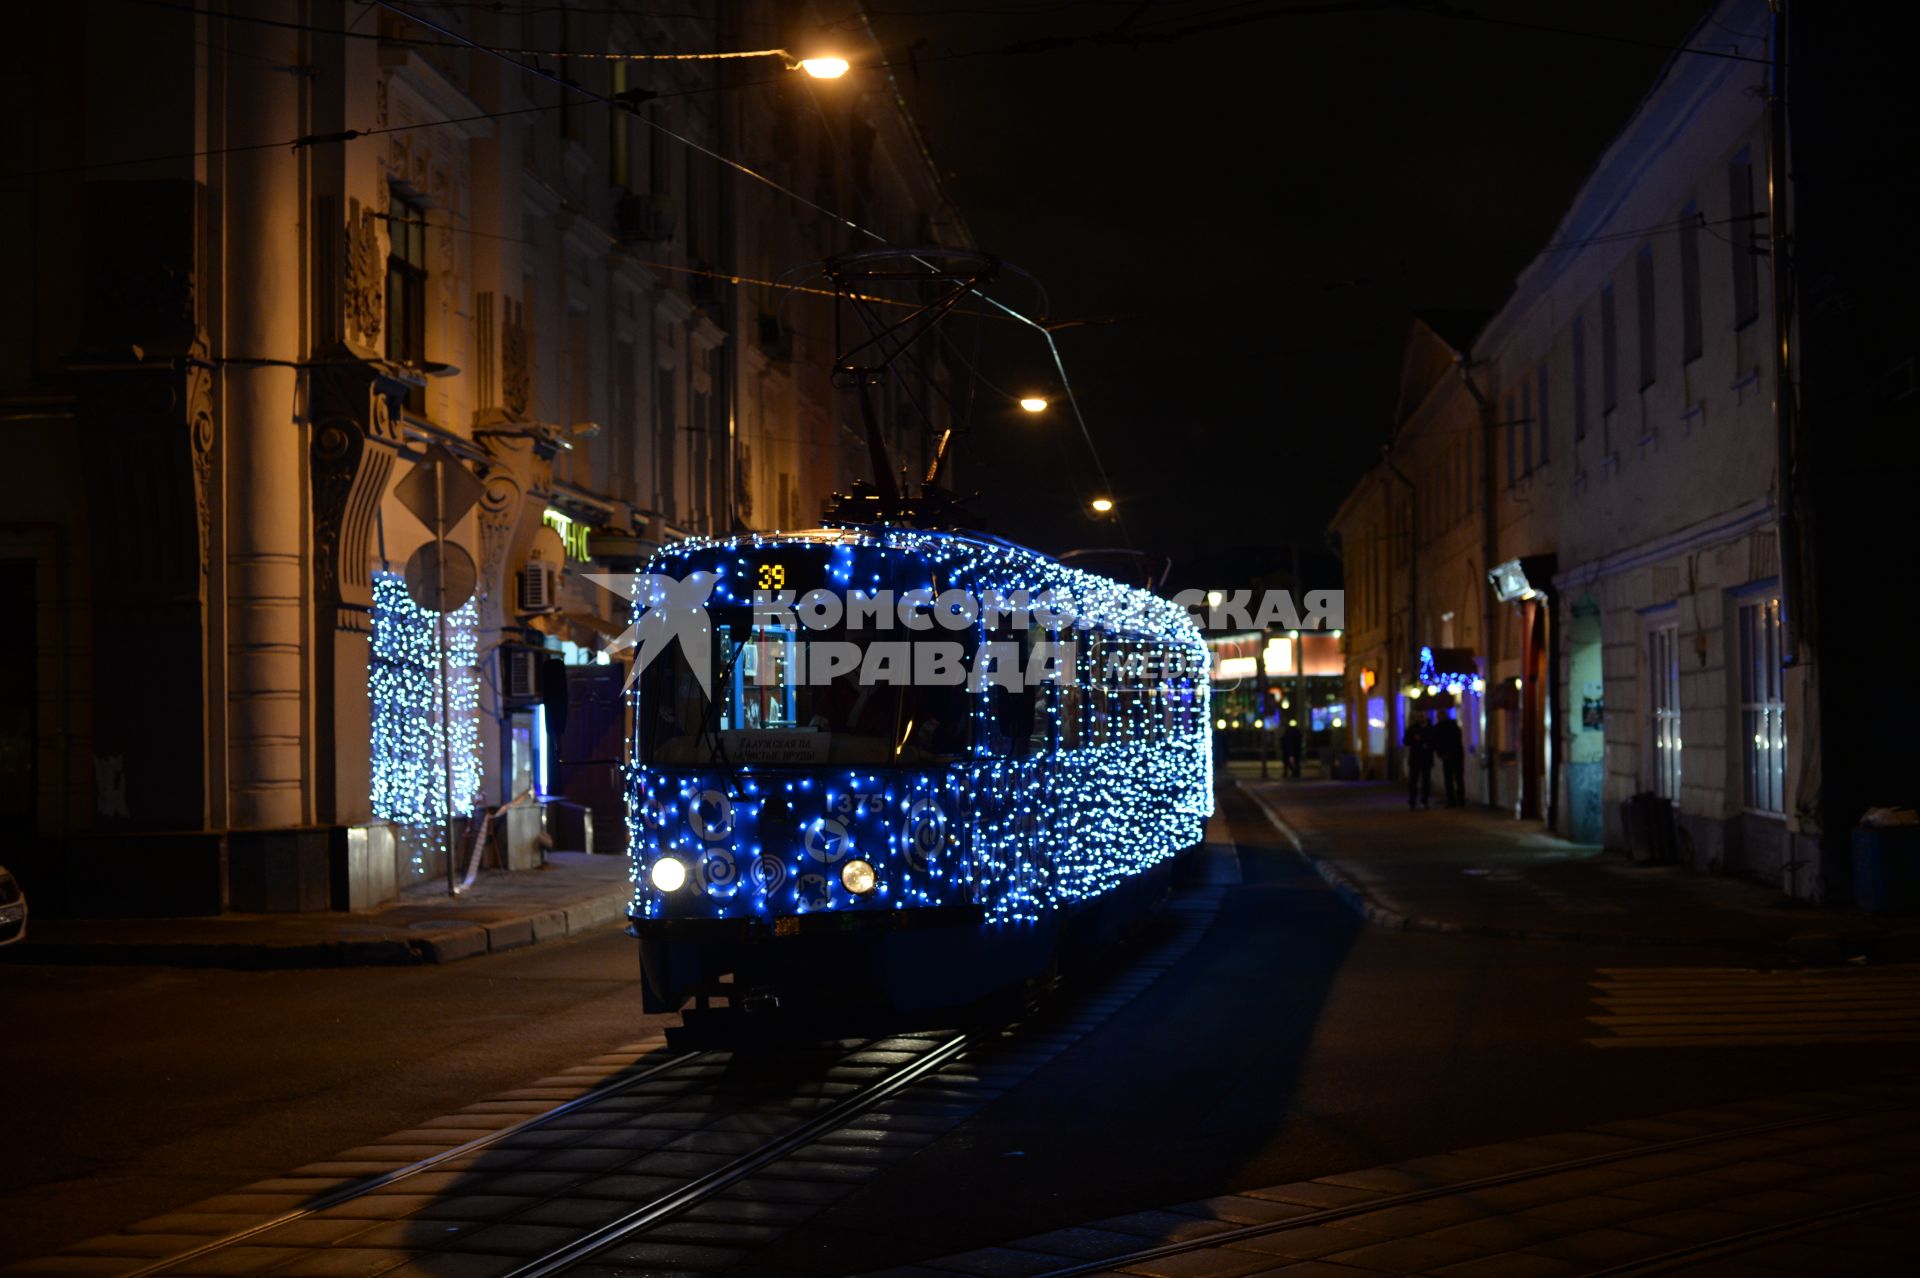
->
[872,1084,1920,1278]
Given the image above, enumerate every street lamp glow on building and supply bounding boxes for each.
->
[798,56,850,78]
[1090,497,1115,514]
[1019,395,1049,413]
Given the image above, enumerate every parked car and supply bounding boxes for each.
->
[0,866,26,945]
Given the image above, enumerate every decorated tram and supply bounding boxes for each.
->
[624,523,1213,1019]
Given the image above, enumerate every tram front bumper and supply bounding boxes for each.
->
[632,903,1060,1015]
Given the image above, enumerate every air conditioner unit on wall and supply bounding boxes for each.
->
[518,560,559,613]
[502,647,541,701]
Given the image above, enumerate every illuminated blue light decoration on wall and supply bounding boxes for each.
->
[626,528,1213,927]
[370,571,482,869]
[1417,644,1485,697]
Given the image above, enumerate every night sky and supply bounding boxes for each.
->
[858,0,1711,571]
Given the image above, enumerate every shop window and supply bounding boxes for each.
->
[1649,623,1681,800]
[1739,596,1785,814]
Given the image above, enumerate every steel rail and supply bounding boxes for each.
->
[1578,1186,1920,1276]
[502,1030,974,1278]
[124,1045,707,1278]
[1018,1099,1917,1278]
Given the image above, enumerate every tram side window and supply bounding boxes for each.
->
[980,616,1031,757]
[1028,623,1058,753]
[1059,641,1088,751]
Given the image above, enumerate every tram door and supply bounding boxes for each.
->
[552,664,628,854]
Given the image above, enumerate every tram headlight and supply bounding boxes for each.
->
[840,859,877,895]
[649,857,689,893]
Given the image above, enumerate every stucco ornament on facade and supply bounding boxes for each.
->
[343,197,384,348]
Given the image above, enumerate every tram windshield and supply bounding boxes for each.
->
[638,620,975,767]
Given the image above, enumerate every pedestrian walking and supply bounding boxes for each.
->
[1403,714,1434,809]
[1280,722,1304,778]
[1433,712,1465,807]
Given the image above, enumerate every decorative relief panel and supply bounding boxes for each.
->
[310,363,408,631]
[502,296,531,418]
[344,197,385,349]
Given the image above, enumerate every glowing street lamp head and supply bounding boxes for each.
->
[798,56,849,78]
[1018,395,1049,413]
[1090,497,1115,514]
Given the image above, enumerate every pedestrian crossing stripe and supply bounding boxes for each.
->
[1585,966,1920,1048]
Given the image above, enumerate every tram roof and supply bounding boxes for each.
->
[648,524,1202,645]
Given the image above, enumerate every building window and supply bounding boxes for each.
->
[1739,595,1786,814]
[1519,378,1533,475]
[1536,363,1550,466]
[1649,623,1681,801]
[1729,147,1761,328]
[1571,314,1587,442]
[385,191,429,413]
[1679,199,1703,364]
[1635,243,1657,389]
[1505,392,1517,488]
[1600,283,1618,414]
[610,62,632,187]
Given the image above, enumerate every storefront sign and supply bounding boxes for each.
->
[542,508,593,562]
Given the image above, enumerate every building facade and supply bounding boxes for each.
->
[1330,0,1864,898]
[1,1,963,914]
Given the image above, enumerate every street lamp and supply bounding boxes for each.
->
[1018,395,1049,413]
[1090,497,1115,514]
[797,56,850,78]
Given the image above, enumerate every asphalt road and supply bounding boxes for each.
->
[4,785,1915,1274]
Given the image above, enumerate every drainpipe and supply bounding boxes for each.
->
[716,5,740,531]
[1767,0,1807,662]
[1454,355,1500,807]
[1378,453,1416,770]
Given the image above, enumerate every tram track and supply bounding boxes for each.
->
[1578,1185,1920,1275]
[114,1044,706,1278]
[118,1029,971,1278]
[1011,1097,1919,1278]
[501,1031,972,1277]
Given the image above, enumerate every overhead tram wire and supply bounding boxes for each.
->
[370,0,1131,543]
[57,3,1776,180]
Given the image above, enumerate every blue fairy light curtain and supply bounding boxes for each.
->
[369,571,483,872]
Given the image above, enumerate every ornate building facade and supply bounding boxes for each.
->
[1,1,964,913]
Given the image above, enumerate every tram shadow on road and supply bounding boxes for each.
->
[370,1034,952,1276]
[743,780,1370,1276]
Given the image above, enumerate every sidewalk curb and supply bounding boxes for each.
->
[1235,780,1920,962]
[0,890,634,970]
